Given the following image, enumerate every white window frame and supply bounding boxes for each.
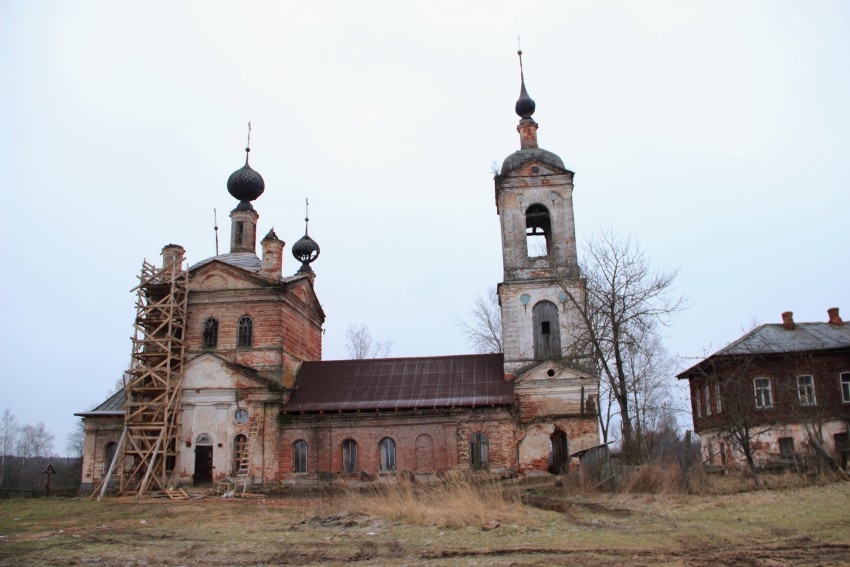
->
[715,382,722,414]
[704,385,712,416]
[841,372,850,404]
[754,377,773,409]
[796,374,816,406]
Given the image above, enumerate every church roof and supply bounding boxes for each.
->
[190,252,263,272]
[75,388,125,417]
[500,147,568,175]
[284,353,512,413]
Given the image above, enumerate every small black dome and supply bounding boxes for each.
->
[515,80,536,119]
[292,233,320,273]
[227,151,265,207]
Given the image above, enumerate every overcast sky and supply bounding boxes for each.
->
[1,1,848,449]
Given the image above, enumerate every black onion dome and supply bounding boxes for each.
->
[292,233,320,273]
[227,150,265,208]
[515,80,536,118]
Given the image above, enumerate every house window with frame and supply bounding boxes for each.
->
[202,317,218,349]
[292,439,307,473]
[754,377,773,409]
[704,385,712,416]
[342,439,358,474]
[694,386,701,418]
[379,437,396,472]
[237,316,253,348]
[715,382,723,414]
[470,432,490,471]
[797,375,816,406]
[841,372,850,403]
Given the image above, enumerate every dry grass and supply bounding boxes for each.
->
[340,475,534,528]
[622,464,683,494]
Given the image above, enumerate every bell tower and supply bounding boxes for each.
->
[496,51,587,377]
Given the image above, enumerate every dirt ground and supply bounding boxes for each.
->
[1,482,849,566]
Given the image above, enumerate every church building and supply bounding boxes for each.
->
[76,57,600,494]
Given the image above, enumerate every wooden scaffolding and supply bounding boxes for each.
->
[115,252,189,496]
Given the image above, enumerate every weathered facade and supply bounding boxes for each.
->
[77,62,601,493]
[678,310,850,469]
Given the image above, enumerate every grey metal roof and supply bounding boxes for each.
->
[501,147,569,175]
[75,388,125,417]
[190,252,262,272]
[678,322,850,378]
[284,353,512,413]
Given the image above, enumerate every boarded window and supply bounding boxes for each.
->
[778,437,795,461]
[237,316,253,348]
[525,204,551,258]
[103,442,117,475]
[203,317,218,349]
[379,437,396,472]
[532,301,561,360]
[415,434,435,472]
[292,439,307,473]
[470,432,489,471]
[342,439,358,474]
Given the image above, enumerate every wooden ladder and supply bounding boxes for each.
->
[235,418,261,494]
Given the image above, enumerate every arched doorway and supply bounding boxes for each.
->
[194,433,213,485]
[548,429,569,474]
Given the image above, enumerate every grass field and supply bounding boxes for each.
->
[1,480,849,566]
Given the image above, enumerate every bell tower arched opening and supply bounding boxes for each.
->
[532,301,561,360]
[525,204,551,258]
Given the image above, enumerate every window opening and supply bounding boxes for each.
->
[778,437,795,461]
[715,382,722,413]
[379,437,396,472]
[342,439,358,474]
[695,387,701,418]
[233,434,247,475]
[235,221,244,245]
[541,321,551,335]
[525,204,551,258]
[754,378,773,408]
[237,316,253,348]
[202,317,218,349]
[292,440,307,473]
[840,373,850,403]
[470,432,490,471]
[705,385,712,416]
[797,375,816,406]
[234,409,248,425]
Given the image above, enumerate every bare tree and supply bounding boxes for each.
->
[0,408,18,488]
[561,229,684,463]
[18,422,54,459]
[459,288,503,354]
[345,324,393,359]
[66,421,85,458]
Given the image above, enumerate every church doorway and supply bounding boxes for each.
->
[548,429,569,474]
[194,433,213,485]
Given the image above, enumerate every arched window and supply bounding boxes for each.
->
[470,432,490,471]
[237,316,253,348]
[525,204,551,258]
[233,434,247,475]
[379,437,396,472]
[202,317,218,349]
[103,441,117,475]
[292,439,307,473]
[532,301,561,360]
[342,439,358,474]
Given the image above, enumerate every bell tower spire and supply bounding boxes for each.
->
[495,51,586,376]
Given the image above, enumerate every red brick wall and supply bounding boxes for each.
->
[278,408,518,477]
